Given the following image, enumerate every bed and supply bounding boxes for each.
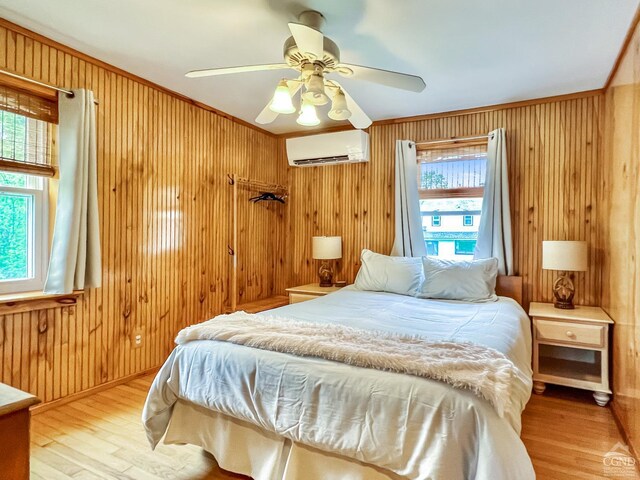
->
[143,277,534,480]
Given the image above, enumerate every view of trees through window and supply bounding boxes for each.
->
[0,189,31,280]
[0,111,37,282]
[417,146,487,260]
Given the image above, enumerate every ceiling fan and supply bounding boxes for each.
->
[185,10,426,129]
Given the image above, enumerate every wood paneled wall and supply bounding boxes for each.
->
[0,22,285,404]
[601,14,640,458]
[286,93,603,310]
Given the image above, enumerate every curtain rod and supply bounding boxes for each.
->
[414,133,493,147]
[0,68,74,96]
[0,69,100,105]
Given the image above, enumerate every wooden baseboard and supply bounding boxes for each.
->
[30,366,160,415]
[611,400,640,465]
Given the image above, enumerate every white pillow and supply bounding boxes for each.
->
[354,249,424,296]
[418,257,499,302]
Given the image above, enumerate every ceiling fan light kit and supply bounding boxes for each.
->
[328,89,351,121]
[269,79,296,114]
[296,99,321,126]
[186,10,426,129]
[302,73,329,105]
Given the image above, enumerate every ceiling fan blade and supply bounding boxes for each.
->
[336,63,426,93]
[186,63,291,78]
[288,22,324,59]
[331,81,372,129]
[255,103,279,125]
[255,79,303,125]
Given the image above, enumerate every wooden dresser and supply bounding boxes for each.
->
[0,383,40,479]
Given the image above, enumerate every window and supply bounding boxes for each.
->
[417,143,487,260]
[0,106,53,294]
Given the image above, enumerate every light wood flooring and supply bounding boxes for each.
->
[29,375,636,480]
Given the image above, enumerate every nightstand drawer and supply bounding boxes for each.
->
[535,319,604,347]
[289,293,318,304]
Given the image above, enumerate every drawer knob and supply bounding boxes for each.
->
[566,330,576,338]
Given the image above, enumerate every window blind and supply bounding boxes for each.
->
[417,145,487,199]
[0,84,58,124]
[0,85,56,177]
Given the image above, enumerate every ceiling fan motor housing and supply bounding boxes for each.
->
[283,35,341,71]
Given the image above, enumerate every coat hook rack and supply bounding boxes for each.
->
[227,173,289,311]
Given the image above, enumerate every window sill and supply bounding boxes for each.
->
[0,290,84,315]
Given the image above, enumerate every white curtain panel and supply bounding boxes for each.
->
[391,140,427,257]
[44,89,101,294]
[474,128,513,275]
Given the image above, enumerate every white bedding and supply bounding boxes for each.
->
[143,287,534,480]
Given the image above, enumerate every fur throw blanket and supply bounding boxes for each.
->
[175,311,516,417]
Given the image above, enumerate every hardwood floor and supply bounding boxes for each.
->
[30,375,635,480]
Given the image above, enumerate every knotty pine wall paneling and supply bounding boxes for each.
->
[0,22,285,405]
[601,14,640,458]
[286,93,603,310]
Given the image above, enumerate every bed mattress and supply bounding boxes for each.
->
[143,287,534,479]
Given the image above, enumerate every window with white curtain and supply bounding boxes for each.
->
[0,95,55,294]
[416,143,487,260]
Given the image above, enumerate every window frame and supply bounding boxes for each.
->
[0,182,49,294]
[417,140,487,260]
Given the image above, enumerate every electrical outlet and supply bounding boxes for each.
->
[132,328,144,349]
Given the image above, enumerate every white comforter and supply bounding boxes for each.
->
[143,287,534,479]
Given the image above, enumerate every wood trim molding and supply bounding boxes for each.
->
[0,18,275,138]
[604,5,640,91]
[0,73,58,102]
[416,139,488,151]
[0,290,83,315]
[371,89,604,127]
[277,89,603,139]
[30,366,160,415]
[279,124,361,139]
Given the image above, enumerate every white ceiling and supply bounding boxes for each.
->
[1,0,638,134]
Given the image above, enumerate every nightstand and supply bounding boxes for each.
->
[285,283,342,304]
[529,302,613,406]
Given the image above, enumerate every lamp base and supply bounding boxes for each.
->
[318,261,334,287]
[553,272,575,309]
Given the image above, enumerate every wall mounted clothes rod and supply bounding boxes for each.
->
[0,69,99,104]
[414,134,492,147]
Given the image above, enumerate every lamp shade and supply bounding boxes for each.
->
[328,89,352,121]
[269,80,296,114]
[296,100,320,127]
[542,241,588,272]
[312,236,342,260]
[302,73,329,106]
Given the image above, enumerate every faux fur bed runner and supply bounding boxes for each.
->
[175,311,517,417]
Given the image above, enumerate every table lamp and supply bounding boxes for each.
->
[312,236,342,287]
[542,241,588,309]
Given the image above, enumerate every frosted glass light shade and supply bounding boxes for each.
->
[312,236,342,260]
[328,89,351,121]
[269,80,296,114]
[542,241,588,272]
[302,74,329,106]
[296,100,320,126]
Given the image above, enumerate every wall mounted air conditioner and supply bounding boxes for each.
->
[286,130,370,167]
